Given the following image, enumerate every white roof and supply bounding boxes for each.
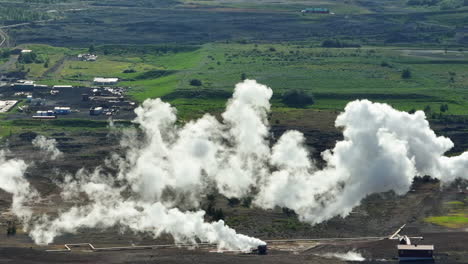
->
[398,245,434,250]
[21,49,32,53]
[94,77,118,83]
[0,100,18,113]
[16,80,35,85]
[53,85,73,88]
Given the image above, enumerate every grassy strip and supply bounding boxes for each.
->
[424,215,468,228]
[424,200,468,228]
[125,74,179,102]
[0,119,132,138]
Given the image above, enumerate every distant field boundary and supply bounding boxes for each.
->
[400,60,468,64]
[95,44,200,55]
[162,89,440,101]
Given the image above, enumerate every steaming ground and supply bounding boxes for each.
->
[32,135,62,161]
[0,80,467,252]
[319,250,365,261]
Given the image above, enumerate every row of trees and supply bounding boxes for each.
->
[90,44,199,56]
[407,0,468,9]
[0,7,51,23]
[18,51,47,64]
[407,0,440,6]
[440,0,468,9]
[0,50,11,59]
[401,68,412,79]
[282,90,314,107]
[409,104,449,115]
[321,39,361,48]
[189,74,315,108]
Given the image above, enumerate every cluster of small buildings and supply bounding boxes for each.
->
[86,86,134,116]
[9,80,77,92]
[1,73,129,119]
[32,107,71,119]
[8,77,119,92]
[33,110,56,119]
[78,54,98,61]
[26,95,45,106]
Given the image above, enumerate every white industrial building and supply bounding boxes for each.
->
[93,77,119,86]
[54,107,71,115]
[11,80,36,90]
[52,85,73,89]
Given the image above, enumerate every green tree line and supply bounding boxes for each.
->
[0,7,51,23]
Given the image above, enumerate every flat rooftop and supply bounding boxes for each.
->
[94,78,119,83]
[398,245,434,250]
[0,100,18,113]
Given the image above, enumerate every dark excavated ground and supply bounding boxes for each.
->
[0,246,347,264]
[0,231,466,263]
[0,110,467,263]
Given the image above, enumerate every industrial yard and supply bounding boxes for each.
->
[0,75,136,120]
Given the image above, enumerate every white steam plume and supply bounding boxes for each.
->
[255,100,468,223]
[0,151,37,224]
[320,250,365,261]
[29,172,264,250]
[117,80,273,204]
[1,80,467,249]
[32,135,62,160]
[7,80,273,250]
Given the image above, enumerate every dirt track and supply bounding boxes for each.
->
[0,29,8,48]
[0,230,467,263]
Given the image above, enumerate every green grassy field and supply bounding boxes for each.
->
[424,200,468,228]
[19,45,203,100]
[164,43,468,116]
[124,74,179,101]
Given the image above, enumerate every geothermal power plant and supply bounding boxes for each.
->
[1,81,465,263]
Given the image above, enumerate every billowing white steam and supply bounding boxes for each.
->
[320,250,365,261]
[32,135,62,160]
[0,80,467,249]
[256,99,468,223]
[29,168,265,250]
[0,151,37,224]
[117,80,273,204]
